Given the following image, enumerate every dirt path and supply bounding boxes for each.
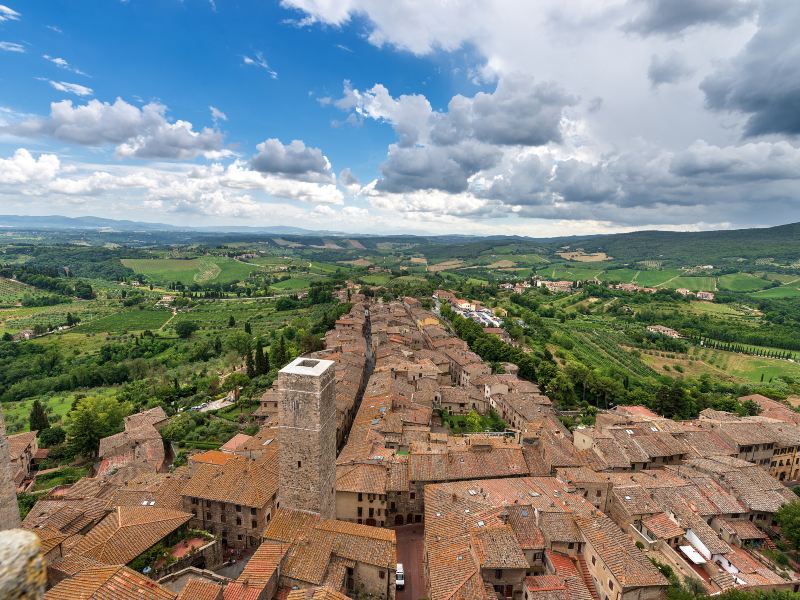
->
[159,308,178,331]
[655,274,680,288]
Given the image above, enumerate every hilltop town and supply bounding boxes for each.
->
[4,288,800,600]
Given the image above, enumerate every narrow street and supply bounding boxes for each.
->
[393,524,426,600]
[337,304,374,453]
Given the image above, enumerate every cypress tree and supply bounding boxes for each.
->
[228,315,236,327]
[29,399,50,432]
[246,351,255,378]
[244,321,252,335]
[271,336,287,368]
[255,340,269,375]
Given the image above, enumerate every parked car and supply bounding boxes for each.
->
[396,563,405,590]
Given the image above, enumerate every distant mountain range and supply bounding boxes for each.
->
[0,215,326,235]
[0,216,798,263]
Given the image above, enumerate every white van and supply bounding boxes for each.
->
[396,563,405,590]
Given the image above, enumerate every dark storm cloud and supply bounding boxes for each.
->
[250,138,333,182]
[623,0,757,35]
[647,53,694,87]
[701,0,800,137]
[376,142,501,194]
[430,75,578,147]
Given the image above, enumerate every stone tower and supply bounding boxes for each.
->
[0,408,21,530]
[276,357,337,519]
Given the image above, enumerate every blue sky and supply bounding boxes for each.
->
[0,0,798,235]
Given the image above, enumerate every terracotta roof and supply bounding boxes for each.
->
[264,509,396,583]
[107,470,190,512]
[23,497,109,537]
[190,450,241,466]
[525,575,569,600]
[45,565,175,600]
[7,430,36,457]
[72,505,191,565]
[48,554,104,579]
[336,463,387,495]
[124,407,168,430]
[471,524,528,568]
[285,587,352,600]
[220,433,253,453]
[545,552,597,600]
[506,505,545,550]
[181,456,277,508]
[641,513,684,540]
[176,579,223,600]
[720,518,767,541]
[574,514,668,589]
[235,540,288,588]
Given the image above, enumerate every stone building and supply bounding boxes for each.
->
[277,357,337,519]
[0,409,21,530]
[181,453,278,550]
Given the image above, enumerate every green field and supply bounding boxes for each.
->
[2,394,78,434]
[657,276,716,291]
[74,308,173,333]
[683,301,751,318]
[0,301,118,335]
[361,273,392,285]
[718,273,772,292]
[752,285,800,298]
[0,277,36,305]
[541,265,606,281]
[271,277,314,291]
[122,257,260,285]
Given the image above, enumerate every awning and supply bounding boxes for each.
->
[680,545,707,565]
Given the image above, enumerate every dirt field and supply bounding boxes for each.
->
[487,259,516,268]
[341,258,373,267]
[558,251,610,262]
[428,259,464,272]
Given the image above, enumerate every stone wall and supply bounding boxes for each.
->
[0,529,46,599]
[0,409,22,530]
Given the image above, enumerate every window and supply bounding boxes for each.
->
[221,514,226,523]
[369,508,375,517]
[236,517,242,526]
[609,581,614,591]
[596,490,602,497]
[379,570,385,580]
[206,512,211,520]
[410,492,416,500]
[298,461,302,468]
[568,542,575,549]
[252,520,258,529]
[592,556,596,566]
[495,570,502,580]
[251,507,257,515]
[358,507,363,516]
[191,498,198,505]
[236,505,241,512]
[237,534,243,541]
[358,493,363,502]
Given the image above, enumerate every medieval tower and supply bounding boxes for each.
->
[0,408,21,530]
[276,357,337,519]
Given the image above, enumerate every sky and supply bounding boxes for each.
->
[0,0,798,236]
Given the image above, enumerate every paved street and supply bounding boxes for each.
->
[393,523,426,600]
